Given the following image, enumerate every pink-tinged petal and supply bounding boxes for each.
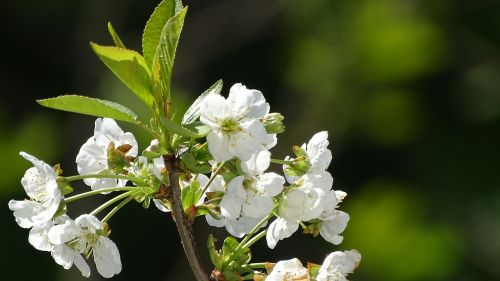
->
[93,237,122,278]
[206,131,233,162]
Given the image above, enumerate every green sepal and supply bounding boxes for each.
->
[181,180,200,210]
[90,43,154,108]
[56,177,73,196]
[107,22,126,48]
[53,201,67,219]
[37,95,139,124]
[207,234,222,268]
[182,79,223,125]
[142,0,183,69]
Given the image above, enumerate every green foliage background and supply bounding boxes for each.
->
[1,0,500,280]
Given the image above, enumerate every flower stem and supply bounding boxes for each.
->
[241,229,267,250]
[90,190,137,216]
[64,187,137,203]
[270,158,293,165]
[200,161,226,196]
[101,190,140,223]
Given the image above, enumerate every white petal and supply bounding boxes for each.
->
[51,244,77,270]
[48,220,82,244]
[29,222,53,251]
[75,214,103,233]
[8,199,38,228]
[255,172,285,197]
[320,211,350,245]
[206,214,226,228]
[242,195,273,218]
[303,171,334,191]
[266,218,299,249]
[225,216,264,238]
[241,150,271,174]
[94,237,122,278]
[228,131,256,161]
[266,258,309,281]
[227,83,255,117]
[207,131,233,161]
[200,94,230,129]
[153,199,170,213]
[219,177,245,219]
[73,252,91,278]
[306,131,332,171]
[318,250,361,279]
[94,118,124,145]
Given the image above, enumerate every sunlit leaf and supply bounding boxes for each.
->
[90,43,154,108]
[37,95,139,123]
[182,79,223,125]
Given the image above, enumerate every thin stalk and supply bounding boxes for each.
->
[241,229,267,250]
[101,191,140,223]
[270,159,293,165]
[90,190,136,216]
[200,161,226,195]
[64,187,137,203]
[64,174,132,182]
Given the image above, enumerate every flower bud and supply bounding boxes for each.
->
[263,113,285,134]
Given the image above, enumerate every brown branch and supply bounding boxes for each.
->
[164,155,209,281]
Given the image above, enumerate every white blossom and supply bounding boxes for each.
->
[28,215,70,252]
[8,152,62,228]
[76,118,138,191]
[200,83,276,161]
[48,214,122,278]
[220,151,284,220]
[266,217,299,249]
[318,191,349,245]
[316,250,361,281]
[265,258,310,281]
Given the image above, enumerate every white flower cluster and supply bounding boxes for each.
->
[266,132,350,249]
[9,82,360,280]
[8,119,133,278]
[266,250,361,281]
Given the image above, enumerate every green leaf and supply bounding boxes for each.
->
[90,42,154,108]
[181,180,199,210]
[152,7,188,106]
[37,95,139,123]
[107,22,126,48]
[142,0,183,69]
[207,234,222,268]
[222,237,239,260]
[182,79,223,125]
[161,117,204,138]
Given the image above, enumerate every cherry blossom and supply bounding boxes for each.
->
[76,118,138,191]
[200,83,276,161]
[8,152,62,228]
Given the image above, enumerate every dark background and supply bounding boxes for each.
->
[1,0,500,280]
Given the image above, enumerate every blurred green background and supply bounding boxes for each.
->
[1,0,500,280]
